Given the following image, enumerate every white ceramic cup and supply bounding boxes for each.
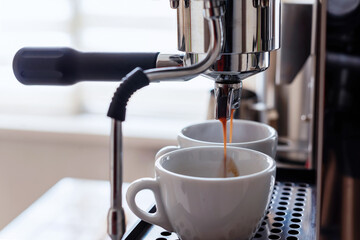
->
[156,119,278,159]
[127,146,276,240]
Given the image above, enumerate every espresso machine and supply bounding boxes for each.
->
[12,0,343,239]
[250,0,360,239]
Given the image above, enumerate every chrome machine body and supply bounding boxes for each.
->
[173,0,281,119]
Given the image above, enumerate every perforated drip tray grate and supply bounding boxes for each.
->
[251,181,316,240]
[124,169,317,240]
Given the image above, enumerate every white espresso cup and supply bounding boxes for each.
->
[156,119,278,159]
[127,146,276,240]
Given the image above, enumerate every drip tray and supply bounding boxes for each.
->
[124,169,317,240]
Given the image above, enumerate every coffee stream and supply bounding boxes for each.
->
[219,109,239,178]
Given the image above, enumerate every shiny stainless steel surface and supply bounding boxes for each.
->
[183,52,270,79]
[275,57,314,164]
[107,120,125,240]
[209,52,270,77]
[155,0,280,120]
[155,54,184,68]
[177,0,280,78]
[275,2,313,85]
[177,0,280,53]
[273,1,316,165]
[145,0,224,82]
[207,88,259,120]
[214,81,242,119]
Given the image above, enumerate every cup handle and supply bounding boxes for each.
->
[126,178,173,231]
[155,146,179,159]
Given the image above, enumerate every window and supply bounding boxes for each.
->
[0,0,214,134]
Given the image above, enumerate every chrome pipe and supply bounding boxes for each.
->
[156,54,184,68]
[107,120,125,240]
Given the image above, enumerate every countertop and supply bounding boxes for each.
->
[0,178,154,240]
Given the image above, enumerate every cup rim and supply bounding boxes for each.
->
[178,119,277,145]
[155,146,276,181]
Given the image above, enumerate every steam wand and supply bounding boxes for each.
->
[107,69,150,240]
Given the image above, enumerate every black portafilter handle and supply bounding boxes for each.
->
[13,47,160,85]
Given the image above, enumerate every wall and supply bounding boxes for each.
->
[0,128,175,230]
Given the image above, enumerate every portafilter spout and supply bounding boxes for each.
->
[214,77,243,120]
